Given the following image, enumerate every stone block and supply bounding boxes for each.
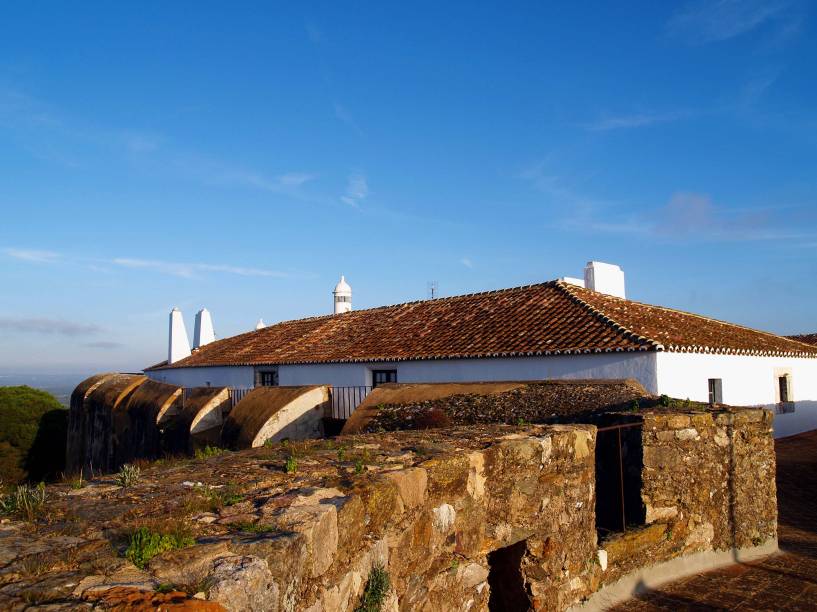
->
[276,503,338,578]
[385,468,427,509]
[207,555,278,612]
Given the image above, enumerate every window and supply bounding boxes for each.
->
[372,369,397,388]
[778,376,790,403]
[335,295,351,303]
[255,368,279,387]
[708,378,722,404]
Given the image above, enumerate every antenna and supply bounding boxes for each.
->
[427,281,439,300]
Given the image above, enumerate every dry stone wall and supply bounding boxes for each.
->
[595,408,777,589]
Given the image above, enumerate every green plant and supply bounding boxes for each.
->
[194,445,226,460]
[228,521,276,534]
[450,557,459,572]
[337,446,346,462]
[515,417,528,426]
[658,394,671,407]
[285,455,297,474]
[354,458,364,474]
[69,473,84,490]
[192,483,245,512]
[355,565,390,612]
[628,399,640,412]
[156,583,176,594]
[124,527,195,569]
[115,464,140,488]
[0,482,47,521]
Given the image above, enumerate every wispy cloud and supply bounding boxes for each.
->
[0,316,102,336]
[460,257,474,269]
[583,110,692,131]
[84,340,123,349]
[3,248,61,263]
[340,173,368,208]
[112,257,288,279]
[333,102,364,135]
[667,0,797,44]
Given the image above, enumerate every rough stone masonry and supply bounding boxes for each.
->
[0,408,777,611]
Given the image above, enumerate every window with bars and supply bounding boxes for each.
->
[255,368,279,387]
[372,369,397,388]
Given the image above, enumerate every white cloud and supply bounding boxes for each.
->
[668,0,794,44]
[277,172,316,187]
[333,102,364,135]
[583,111,691,131]
[460,257,474,269]
[0,316,102,336]
[112,257,288,279]
[341,173,368,208]
[4,248,61,263]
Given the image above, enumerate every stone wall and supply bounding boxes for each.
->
[594,408,777,591]
[17,406,777,611]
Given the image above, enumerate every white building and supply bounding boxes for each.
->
[146,264,817,407]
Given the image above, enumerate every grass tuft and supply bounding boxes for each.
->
[355,564,390,612]
[194,445,226,460]
[0,483,47,521]
[115,464,140,488]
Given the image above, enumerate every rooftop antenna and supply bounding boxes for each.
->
[427,280,439,300]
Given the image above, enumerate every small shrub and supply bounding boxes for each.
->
[450,557,459,572]
[0,483,47,521]
[515,417,528,426]
[156,583,176,594]
[228,521,275,534]
[627,399,640,412]
[194,446,226,460]
[125,527,194,568]
[355,565,390,612]
[69,474,85,490]
[115,464,140,488]
[658,394,671,407]
[337,446,346,462]
[354,459,364,474]
[285,455,297,474]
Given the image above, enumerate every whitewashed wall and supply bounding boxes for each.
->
[655,352,817,405]
[149,352,659,393]
[147,365,255,388]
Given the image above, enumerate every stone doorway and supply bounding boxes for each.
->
[487,539,532,611]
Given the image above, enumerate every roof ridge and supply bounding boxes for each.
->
[558,281,817,356]
[256,280,561,327]
[553,281,664,351]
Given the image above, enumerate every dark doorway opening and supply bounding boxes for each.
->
[487,539,531,611]
[595,423,645,537]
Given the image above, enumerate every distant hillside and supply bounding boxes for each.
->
[0,386,67,484]
[0,374,91,407]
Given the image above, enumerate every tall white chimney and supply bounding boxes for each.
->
[255,318,266,330]
[168,307,192,364]
[583,261,626,298]
[193,308,215,349]
[333,274,352,314]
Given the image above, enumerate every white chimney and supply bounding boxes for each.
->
[583,261,626,298]
[333,274,352,314]
[255,318,266,330]
[193,308,215,349]
[168,308,192,364]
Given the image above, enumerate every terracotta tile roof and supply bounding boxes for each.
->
[150,281,817,370]
[787,333,817,346]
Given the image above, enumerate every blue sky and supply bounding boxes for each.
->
[1,1,816,374]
